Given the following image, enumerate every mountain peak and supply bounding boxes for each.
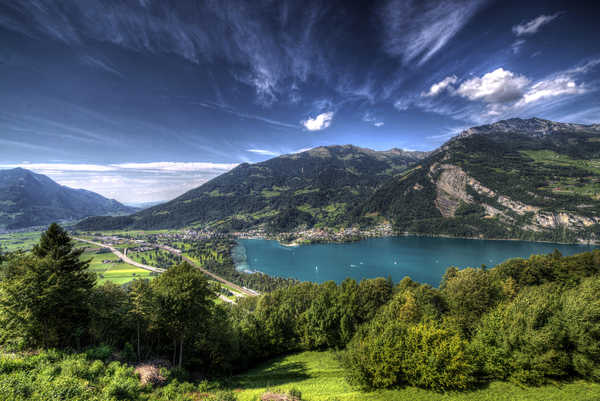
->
[457,117,600,140]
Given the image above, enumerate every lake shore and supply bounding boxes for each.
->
[236,227,599,248]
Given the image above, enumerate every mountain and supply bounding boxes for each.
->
[360,118,600,242]
[0,168,135,230]
[76,118,600,243]
[76,145,428,231]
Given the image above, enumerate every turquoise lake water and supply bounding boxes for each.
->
[232,237,597,287]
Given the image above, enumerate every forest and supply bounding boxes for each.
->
[0,224,599,400]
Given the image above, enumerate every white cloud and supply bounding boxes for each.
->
[374,122,385,127]
[455,68,530,103]
[513,13,561,36]
[516,76,586,106]
[422,75,457,97]
[380,0,488,65]
[292,147,314,154]
[0,161,239,203]
[302,112,334,131]
[0,163,116,172]
[246,149,280,156]
[112,162,238,172]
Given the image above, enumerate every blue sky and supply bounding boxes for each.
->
[0,0,599,202]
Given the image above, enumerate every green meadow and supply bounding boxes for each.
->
[0,231,41,252]
[82,250,154,285]
[229,351,600,401]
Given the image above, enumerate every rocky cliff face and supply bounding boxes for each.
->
[427,162,599,234]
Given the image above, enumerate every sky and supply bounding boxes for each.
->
[0,0,599,203]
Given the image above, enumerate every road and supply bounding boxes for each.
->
[75,237,165,273]
[151,243,257,296]
[75,237,257,297]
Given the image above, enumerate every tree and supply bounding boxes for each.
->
[150,262,215,367]
[0,223,95,348]
[129,279,153,361]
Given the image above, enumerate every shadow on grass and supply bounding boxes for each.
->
[227,357,310,390]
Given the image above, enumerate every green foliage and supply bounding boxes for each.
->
[0,223,95,348]
[151,262,215,367]
[341,283,474,391]
[471,284,570,385]
[441,267,503,336]
[561,276,600,381]
[76,146,425,232]
[0,350,239,401]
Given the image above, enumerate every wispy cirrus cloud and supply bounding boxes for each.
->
[510,13,562,56]
[362,112,384,127]
[513,13,562,36]
[191,101,298,129]
[246,149,280,156]
[0,0,332,107]
[379,0,488,66]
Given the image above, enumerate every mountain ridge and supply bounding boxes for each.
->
[0,168,135,230]
[76,117,600,242]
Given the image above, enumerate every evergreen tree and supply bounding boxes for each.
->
[0,223,95,348]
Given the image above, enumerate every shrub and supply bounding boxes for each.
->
[561,276,600,381]
[471,284,570,385]
[101,362,141,400]
[85,344,113,361]
[342,320,475,391]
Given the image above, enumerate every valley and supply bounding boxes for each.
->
[76,118,600,246]
[3,1,600,398]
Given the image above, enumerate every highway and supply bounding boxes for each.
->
[75,237,257,298]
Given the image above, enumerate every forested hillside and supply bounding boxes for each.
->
[360,118,600,242]
[77,118,600,243]
[77,146,427,231]
[0,168,135,229]
[1,224,600,399]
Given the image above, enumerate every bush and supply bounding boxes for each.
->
[561,276,600,381]
[342,320,475,391]
[471,284,570,385]
[101,362,141,400]
[85,344,113,361]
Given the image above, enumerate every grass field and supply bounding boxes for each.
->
[82,250,154,285]
[521,150,600,198]
[0,231,41,252]
[228,351,600,401]
[129,248,181,269]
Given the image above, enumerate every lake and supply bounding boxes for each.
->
[232,236,597,286]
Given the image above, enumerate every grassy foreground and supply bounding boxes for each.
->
[228,351,600,401]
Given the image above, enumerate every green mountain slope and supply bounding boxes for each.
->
[76,118,600,242]
[361,118,600,242]
[76,145,428,231]
[0,168,135,230]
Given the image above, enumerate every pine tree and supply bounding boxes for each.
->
[0,223,95,348]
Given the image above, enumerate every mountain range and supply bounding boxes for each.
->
[0,168,135,230]
[73,117,600,242]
